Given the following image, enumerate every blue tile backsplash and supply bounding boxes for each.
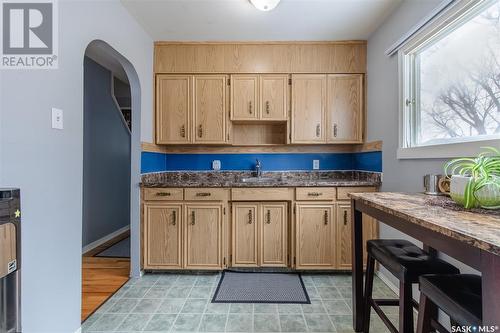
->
[141,151,382,174]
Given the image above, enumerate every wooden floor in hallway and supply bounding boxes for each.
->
[81,256,130,322]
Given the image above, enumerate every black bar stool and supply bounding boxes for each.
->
[417,274,482,333]
[364,239,459,333]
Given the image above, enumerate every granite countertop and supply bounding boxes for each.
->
[141,171,381,188]
[349,192,500,256]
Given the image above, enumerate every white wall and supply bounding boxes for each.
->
[367,0,478,287]
[0,1,153,332]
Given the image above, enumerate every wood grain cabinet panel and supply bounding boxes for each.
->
[260,203,288,267]
[326,74,363,143]
[156,75,191,144]
[0,223,16,278]
[291,75,326,143]
[260,75,288,120]
[336,203,377,269]
[231,75,259,121]
[232,203,259,267]
[193,75,227,144]
[144,204,183,269]
[295,204,335,269]
[185,204,223,269]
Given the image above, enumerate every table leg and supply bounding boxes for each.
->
[481,251,500,326]
[351,199,364,332]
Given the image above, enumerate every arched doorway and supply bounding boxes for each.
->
[81,40,142,321]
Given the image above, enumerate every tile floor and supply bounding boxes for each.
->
[82,273,400,333]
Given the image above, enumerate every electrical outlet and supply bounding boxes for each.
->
[313,160,320,170]
[51,108,63,129]
[212,160,221,170]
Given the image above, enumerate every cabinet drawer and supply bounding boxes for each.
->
[143,188,183,201]
[231,188,294,201]
[337,186,376,200]
[184,188,229,201]
[296,187,336,201]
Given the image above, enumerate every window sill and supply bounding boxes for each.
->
[397,138,500,159]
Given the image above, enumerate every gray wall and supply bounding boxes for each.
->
[83,57,130,248]
[0,1,153,332]
[367,0,478,286]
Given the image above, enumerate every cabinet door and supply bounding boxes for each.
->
[144,204,183,269]
[291,74,326,143]
[336,203,377,269]
[156,75,191,144]
[193,75,227,144]
[260,203,288,267]
[185,204,223,269]
[231,75,259,121]
[260,75,288,121]
[232,203,259,267]
[295,204,335,269]
[326,74,363,143]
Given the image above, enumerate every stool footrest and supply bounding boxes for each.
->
[372,298,419,310]
[370,299,399,333]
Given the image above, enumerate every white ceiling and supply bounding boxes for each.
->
[121,0,402,41]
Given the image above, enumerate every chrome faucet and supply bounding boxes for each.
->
[255,159,262,178]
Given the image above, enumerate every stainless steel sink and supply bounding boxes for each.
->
[240,177,276,183]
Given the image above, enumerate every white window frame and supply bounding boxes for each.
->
[398,0,500,159]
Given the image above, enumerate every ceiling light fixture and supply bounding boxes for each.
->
[249,0,281,11]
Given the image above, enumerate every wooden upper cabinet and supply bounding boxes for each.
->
[231,75,259,121]
[193,75,227,144]
[260,75,288,121]
[327,74,363,143]
[144,204,183,269]
[185,204,223,269]
[260,203,288,267]
[295,204,335,269]
[291,75,326,143]
[156,75,191,144]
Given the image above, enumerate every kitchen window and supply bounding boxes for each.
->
[398,0,500,158]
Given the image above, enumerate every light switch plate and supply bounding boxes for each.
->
[212,160,221,170]
[52,108,63,129]
[313,160,320,170]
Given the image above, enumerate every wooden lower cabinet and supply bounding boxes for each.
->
[144,204,183,269]
[295,204,336,269]
[232,202,288,268]
[261,203,288,267]
[185,204,223,269]
[336,203,377,269]
[232,203,259,267]
[143,202,224,270]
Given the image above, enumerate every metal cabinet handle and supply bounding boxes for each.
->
[333,123,338,138]
[198,124,203,138]
[191,211,195,225]
[180,125,186,138]
[248,210,253,224]
[172,210,177,226]
[343,210,348,225]
[248,101,253,114]
[156,192,171,197]
[266,210,271,224]
[324,210,328,225]
[316,124,321,137]
[196,192,211,197]
[265,101,270,114]
[308,192,322,197]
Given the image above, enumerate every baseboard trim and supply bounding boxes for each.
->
[82,225,130,255]
[375,269,399,295]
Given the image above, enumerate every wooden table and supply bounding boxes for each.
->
[350,192,500,332]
